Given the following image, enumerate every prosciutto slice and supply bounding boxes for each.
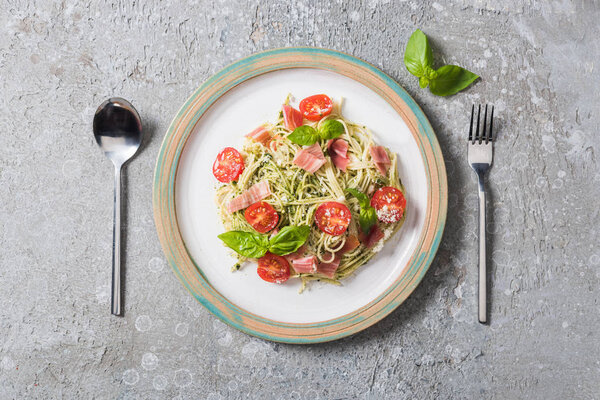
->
[358,225,384,249]
[293,143,326,173]
[341,235,361,253]
[282,105,303,131]
[292,256,317,274]
[316,235,360,278]
[327,138,349,172]
[245,125,272,146]
[316,258,340,278]
[370,145,391,175]
[284,244,306,263]
[226,181,271,213]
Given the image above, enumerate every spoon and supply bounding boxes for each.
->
[93,98,143,316]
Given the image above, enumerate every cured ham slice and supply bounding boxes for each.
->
[327,138,349,172]
[245,125,272,146]
[226,181,271,213]
[370,145,391,175]
[358,225,384,249]
[292,256,317,274]
[293,143,326,173]
[282,105,303,131]
[340,235,360,253]
[316,235,360,278]
[316,257,340,278]
[284,244,306,263]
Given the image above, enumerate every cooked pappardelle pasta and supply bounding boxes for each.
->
[213,94,406,291]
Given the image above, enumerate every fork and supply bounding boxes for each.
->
[468,104,494,324]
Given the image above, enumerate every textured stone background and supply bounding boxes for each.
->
[1,0,599,399]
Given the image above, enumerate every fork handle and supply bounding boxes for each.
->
[477,173,487,324]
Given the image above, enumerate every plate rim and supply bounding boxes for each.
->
[153,47,447,343]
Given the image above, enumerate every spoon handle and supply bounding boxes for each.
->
[111,164,122,316]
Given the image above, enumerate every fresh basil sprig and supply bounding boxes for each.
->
[404,28,434,79]
[218,225,310,258]
[429,65,480,96]
[288,120,344,146]
[268,225,311,255]
[346,188,377,234]
[287,126,319,146]
[218,231,270,258]
[404,29,479,96]
[319,120,344,140]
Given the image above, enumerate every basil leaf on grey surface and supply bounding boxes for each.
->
[319,119,344,140]
[429,65,479,96]
[418,66,439,88]
[346,188,377,234]
[404,29,433,78]
[288,125,320,146]
[217,231,269,258]
[268,225,311,256]
[403,28,479,96]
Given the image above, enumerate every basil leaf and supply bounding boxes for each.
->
[319,120,344,140]
[359,207,377,234]
[346,188,370,209]
[218,231,269,258]
[347,188,377,233]
[424,65,438,80]
[288,125,319,146]
[268,225,311,256]
[429,65,479,96]
[403,29,479,97]
[404,29,433,78]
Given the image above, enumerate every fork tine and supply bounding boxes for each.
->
[468,104,474,142]
[475,104,481,143]
[482,104,488,143]
[488,105,494,142]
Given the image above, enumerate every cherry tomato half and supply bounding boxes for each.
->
[370,186,406,223]
[212,147,245,183]
[257,252,291,283]
[244,201,279,233]
[315,201,352,236]
[299,94,333,121]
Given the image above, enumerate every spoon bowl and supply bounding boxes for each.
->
[93,98,143,316]
[93,98,143,166]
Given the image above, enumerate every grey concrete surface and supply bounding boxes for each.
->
[1,0,599,399]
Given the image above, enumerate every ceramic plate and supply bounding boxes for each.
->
[153,48,447,343]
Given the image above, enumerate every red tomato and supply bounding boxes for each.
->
[370,186,406,223]
[315,202,352,236]
[299,94,333,121]
[257,252,291,283]
[244,201,279,233]
[212,147,244,183]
